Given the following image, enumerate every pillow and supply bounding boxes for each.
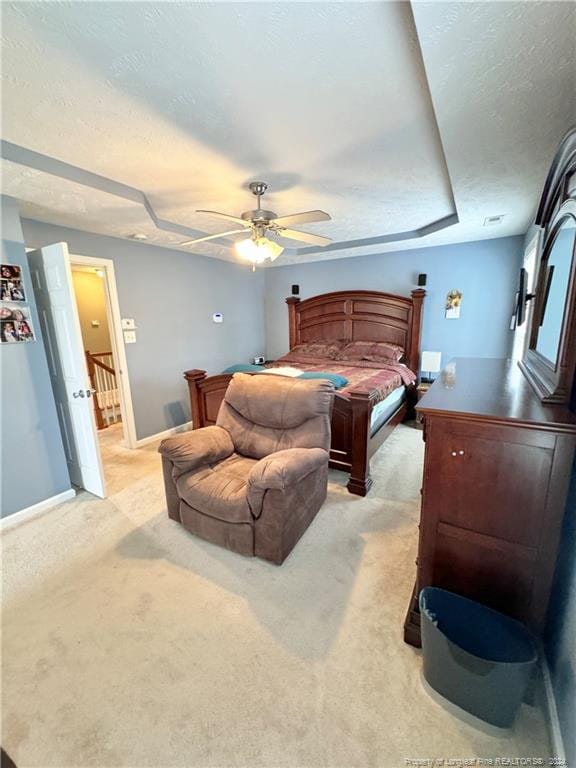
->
[223,363,266,373]
[299,371,348,389]
[362,342,405,364]
[338,341,404,363]
[290,340,343,360]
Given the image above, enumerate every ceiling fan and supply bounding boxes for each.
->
[180,181,332,267]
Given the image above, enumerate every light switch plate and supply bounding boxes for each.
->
[123,330,136,344]
[212,312,223,323]
[122,318,136,330]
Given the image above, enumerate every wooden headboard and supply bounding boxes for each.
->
[286,289,426,373]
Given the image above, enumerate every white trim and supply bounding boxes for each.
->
[135,421,193,447]
[69,254,138,449]
[540,654,566,761]
[1,489,76,531]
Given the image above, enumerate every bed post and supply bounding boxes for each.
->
[184,369,207,429]
[285,296,301,348]
[347,391,375,496]
[409,289,426,374]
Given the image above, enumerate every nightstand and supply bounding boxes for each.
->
[415,381,432,426]
[416,381,432,400]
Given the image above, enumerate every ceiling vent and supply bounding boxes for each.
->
[483,215,505,227]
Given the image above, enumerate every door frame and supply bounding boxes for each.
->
[69,254,137,449]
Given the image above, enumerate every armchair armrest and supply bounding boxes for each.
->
[158,425,234,477]
[248,447,329,491]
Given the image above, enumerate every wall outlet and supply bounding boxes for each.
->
[253,356,265,365]
[123,330,136,344]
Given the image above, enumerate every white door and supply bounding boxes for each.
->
[28,242,106,497]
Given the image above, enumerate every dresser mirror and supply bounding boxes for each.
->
[533,216,576,365]
[520,128,576,404]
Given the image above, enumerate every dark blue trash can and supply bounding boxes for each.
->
[419,587,538,728]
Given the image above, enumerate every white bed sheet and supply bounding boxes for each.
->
[369,385,406,436]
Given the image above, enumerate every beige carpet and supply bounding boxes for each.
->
[1,425,551,767]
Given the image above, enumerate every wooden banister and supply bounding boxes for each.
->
[91,357,115,375]
[86,351,106,430]
[86,350,120,430]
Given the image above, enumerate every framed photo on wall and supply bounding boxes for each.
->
[445,289,463,319]
[0,304,36,343]
[0,264,26,302]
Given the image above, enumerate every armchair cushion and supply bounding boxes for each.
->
[221,373,334,430]
[216,373,334,459]
[248,447,329,491]
[159,426,234,478]
[177,453,257,524]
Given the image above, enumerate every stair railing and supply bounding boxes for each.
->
[85,351,121,429]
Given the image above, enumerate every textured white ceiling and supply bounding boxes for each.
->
[1,1,575,265]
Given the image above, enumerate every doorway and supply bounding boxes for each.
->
[28,243,137,499]
[69,254,137,460]
[71,265,123,441]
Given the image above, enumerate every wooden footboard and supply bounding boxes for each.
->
[184,369,413,496]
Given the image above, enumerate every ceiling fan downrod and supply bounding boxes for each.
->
[249,180,268,208]
[242,181,276,225]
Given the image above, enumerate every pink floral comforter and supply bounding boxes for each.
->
[270,354,417,405]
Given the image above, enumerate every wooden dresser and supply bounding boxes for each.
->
[404,357,576,647]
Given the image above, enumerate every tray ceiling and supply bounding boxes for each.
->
[1,1,575,265]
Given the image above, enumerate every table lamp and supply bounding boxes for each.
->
[421,351,442,383]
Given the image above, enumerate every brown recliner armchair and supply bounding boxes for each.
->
[159,373,335,564]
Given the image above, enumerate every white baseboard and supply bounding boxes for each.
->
[1,488,76,531]
[541,654,566,761]
[135,421,193,448]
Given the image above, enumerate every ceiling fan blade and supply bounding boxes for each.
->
[196,210,250,227]
[180,228,249,246]
[277,228,332,247]
[270,210,331,227]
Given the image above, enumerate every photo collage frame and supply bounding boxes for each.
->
[1,264,36,344]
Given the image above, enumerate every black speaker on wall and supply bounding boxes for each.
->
[291,284,300,296]
[418,273,427,287]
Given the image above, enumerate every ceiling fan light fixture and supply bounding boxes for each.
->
[186,182,332,255]
[235,236,284,268]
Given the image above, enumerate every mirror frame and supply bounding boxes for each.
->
[520,128,576,404]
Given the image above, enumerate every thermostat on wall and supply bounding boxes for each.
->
[212,312,223,323]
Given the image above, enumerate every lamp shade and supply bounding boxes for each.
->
[421,350,442,373]
[235,237,284,264]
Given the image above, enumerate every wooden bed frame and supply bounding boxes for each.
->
[184,289,426,496]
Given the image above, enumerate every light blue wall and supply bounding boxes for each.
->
[1,197,70,517]
[545,459,576,765]
[264,236,523,367]
[22,219,266,440]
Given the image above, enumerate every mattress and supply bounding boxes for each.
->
[369,385,405,436]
